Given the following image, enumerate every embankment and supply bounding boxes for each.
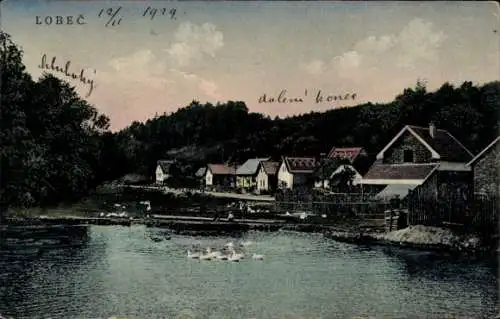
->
[5,216,134,227]
[325,225,495,255]
[3,213,495,256]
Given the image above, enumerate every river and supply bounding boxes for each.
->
[0,225,497,319]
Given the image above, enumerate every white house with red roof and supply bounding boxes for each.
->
[205,164,237,188]
[256,160,280,192]
[277,156,317,189]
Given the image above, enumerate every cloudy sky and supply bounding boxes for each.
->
[3,1,499,130]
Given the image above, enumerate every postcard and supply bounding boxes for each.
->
[1,1,499,319]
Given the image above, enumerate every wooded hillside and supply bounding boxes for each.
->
[1,31,499,210]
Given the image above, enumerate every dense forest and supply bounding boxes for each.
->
[1,31,499,212]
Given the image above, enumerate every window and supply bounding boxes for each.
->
[403,149,414,163]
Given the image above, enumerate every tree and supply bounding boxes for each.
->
[0,31,112,214]
[328,165,357,193]
[0,31,34,215]
[314,157,352,190]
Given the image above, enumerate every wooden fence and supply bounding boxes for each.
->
[274,195,396,231]
[275,189,376,203]
[408,192,498,232]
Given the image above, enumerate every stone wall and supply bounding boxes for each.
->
[384,131,432,164]
[473,143,500,195]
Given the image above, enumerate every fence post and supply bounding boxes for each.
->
[389,210,393,232]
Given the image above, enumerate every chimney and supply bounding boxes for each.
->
[316,152,327,165]
[429,122,436,138]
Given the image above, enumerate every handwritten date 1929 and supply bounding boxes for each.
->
[258,89,357,104]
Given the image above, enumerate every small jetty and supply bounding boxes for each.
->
[145,215,286,234]
[4,213,346,235]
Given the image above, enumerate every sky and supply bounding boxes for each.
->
[2,1,499,131]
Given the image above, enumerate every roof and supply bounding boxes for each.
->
[361,162,438,185]
[375,184,417,199]
[376,125,473,163]
[207,164,236,175]
[195,167,207,177]
[157,160,175,173]
[236,158,269,175]
[261,161,280,176]
[282,157,317,173]
[467,136,500,166]
[327,147,365,162]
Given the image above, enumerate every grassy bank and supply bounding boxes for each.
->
[5,199,99,219]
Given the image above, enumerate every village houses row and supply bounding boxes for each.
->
[155,123,500,200]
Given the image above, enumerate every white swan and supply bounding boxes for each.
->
[228,252,241,262]
[215,252,229,260]
[206,247,221,259]
[200,253,212,261]
[187,250,200,259]
[205,248,228,260]
[240,240,253,247]
[228,248,244,260]
[252,253,264,260]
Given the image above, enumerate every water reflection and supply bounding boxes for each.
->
[0,225,96,319]
[380,246,499,317]
[381,246,498,279]
[0,227,497,319]
[0,225,90,258]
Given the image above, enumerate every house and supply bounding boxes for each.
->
[256,161,280,193]
[467,136,500,197]
[361,123,474,200]
[205,164,236,189]
[314,164,363,189]
[236,158,269,191]
[155,160,176,184]
[277,157,317,189]
[315,147,370,188]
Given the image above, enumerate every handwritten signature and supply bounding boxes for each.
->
[38,54,95,98]
[258,89,357,104]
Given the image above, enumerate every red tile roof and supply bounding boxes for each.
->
[363,162,438,180]
[207,164,236,175]
[283,157,317,173]
[261,161,280,175]
[327,147,365,162]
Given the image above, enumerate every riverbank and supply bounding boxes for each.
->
[325,225,496,256]
[3,209,496,256]
[107,184,275,202]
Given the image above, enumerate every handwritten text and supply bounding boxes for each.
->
[143,6,178,20]
[258,90,357,104]
[38,54,96,98]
